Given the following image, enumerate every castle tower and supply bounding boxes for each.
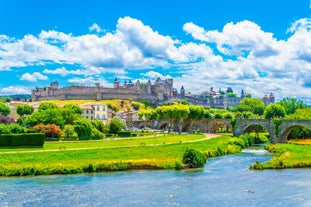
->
[147,80,151,94]
[180,86,185,98]
[113,78,119,88]
[50,81,59,90]
[269,92,275,104]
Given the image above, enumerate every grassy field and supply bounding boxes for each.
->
[0,134,205,152]
[251,140,311,170]
[0,134,243,176]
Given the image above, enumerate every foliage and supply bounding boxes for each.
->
[182,148,206,168]
[0,115,15,124]
[251,143,311,170]
[178,100,189,105]
[227,92,237,97]
[0,103,10,116]
[108,117,124,134]
[278,97,307,115]
[32,123,62,138]
[25,109,65,128]
[240,98,264,108]
[74,118,93,140]
[0,124,26,134]
[107,103,118,112]
[131,103,140,110]
[142,100,150,108]
[232,104,252,113]
[91,127,104,139]
[0,133,45,146]
[253,104,265,116]
[59,108,82,125]
[16,104,34,117]
[63,125,76,138]
[264,103,286,119]
[38,102,58,111]
[285,108,311,120]
[91,120,107,133]
[63,104,82,114]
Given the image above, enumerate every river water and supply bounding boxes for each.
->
[0,149,310,207]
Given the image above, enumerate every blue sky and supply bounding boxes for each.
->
[1,0,311,103]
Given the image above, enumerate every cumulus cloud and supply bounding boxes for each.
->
[20,72,48,82]
[89,23,103,33]
[43,67,84,76]
[1,16,311,101]
[0,86,30,95]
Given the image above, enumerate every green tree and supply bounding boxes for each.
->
[264,103,286,119]
[173,104,190,134]
[240,98,264,109]
[17,104,34,117]
[278,97,307,115]
[74,118,93,139]
[0,103,10,116]
[63,125,76,138]
[253,104,265,116]
[63,104,82,114]
[38,102,58,111]
[188,105,204,132]
[108,117,124,134]
[232,104,252,113]
[25,109,65,128]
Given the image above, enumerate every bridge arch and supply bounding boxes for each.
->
[279,121,311,142]
[234,119,274,141]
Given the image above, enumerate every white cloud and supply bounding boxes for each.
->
[89,23,103,33]
[140,71,172,80]
[43,67,84,76]
[1,16,311,102]
[0,86,30,95]
[20,72,48,82]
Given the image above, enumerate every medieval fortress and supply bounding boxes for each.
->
[32,78,274,108]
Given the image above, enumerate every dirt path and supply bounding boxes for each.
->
[0,133,221,154]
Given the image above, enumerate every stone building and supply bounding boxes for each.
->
[32,78,176,103]
[262,92,275,106]
[80,103,108,124]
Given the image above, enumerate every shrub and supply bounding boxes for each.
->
[182,148,206,168]
[32,124,62,139]
[0,133,45,146]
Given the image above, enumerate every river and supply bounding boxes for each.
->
[0,149,310,207]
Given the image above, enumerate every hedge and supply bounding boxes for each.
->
[0,133,45,146]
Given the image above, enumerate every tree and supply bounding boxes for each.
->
[0,103,10,116]
[278,97,307,115]
[253,104,265,116]
[63,104,82,114]
[63,125,76,138]
[108,117,125,134]
[38,102,58,111]
[264,103,286,119]
[17,104,34,117]
[74,118,93,139]
[24,109,65,128]
[232,104,252,113]
[188,105,204,132]
[32,123,62,139]
[240,98,264,109]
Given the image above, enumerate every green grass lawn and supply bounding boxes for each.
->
[0,134,241,176]
[0,134,206,152]
[251,142,311,169]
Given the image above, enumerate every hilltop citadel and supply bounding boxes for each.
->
[32,78,275,108]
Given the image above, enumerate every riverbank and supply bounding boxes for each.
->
[251,140,311,169]
[0,134,244,176]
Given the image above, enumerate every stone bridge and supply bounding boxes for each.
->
[234,119,311,143]
[130,118,232,133]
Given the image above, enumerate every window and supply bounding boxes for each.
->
[102,115,106,120]
[91,116,93,120]
[86,110,88,114]
[97,106,100,111]
[96,115,100,119]
[91,110,93,114]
